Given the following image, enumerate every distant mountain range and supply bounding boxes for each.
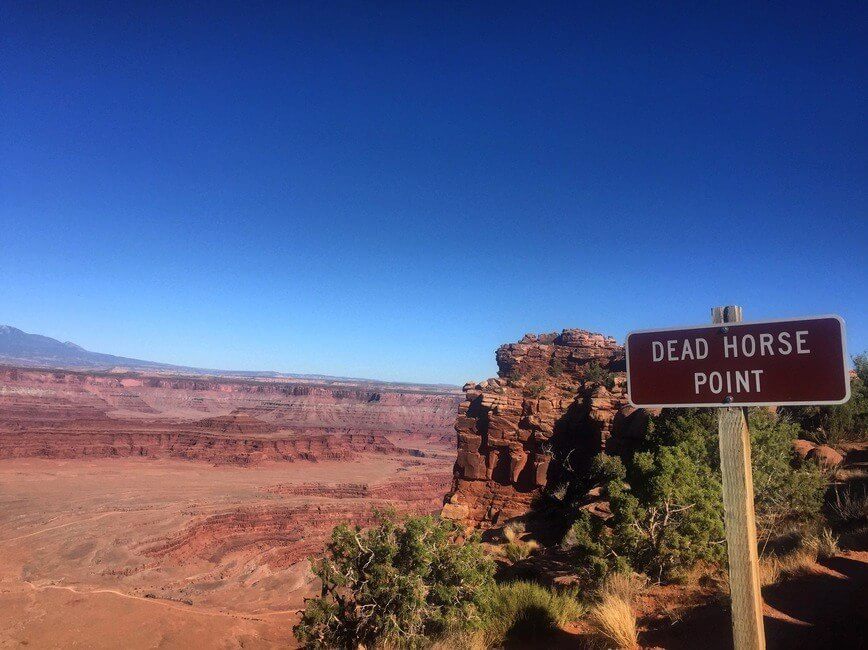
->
[0,325,457,389]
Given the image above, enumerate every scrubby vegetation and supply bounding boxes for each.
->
[828,484,868,529]
[296,360,867,648]
[582,361,616,390]
[752,528,840,587]
[479,581,584,646]
[561,408,827,582]
[295,512,583,649]
[294,511,495,649]
[547,358,566,377]
[749,410,826,538]
[523,373,548,398]
[502,521,539,562]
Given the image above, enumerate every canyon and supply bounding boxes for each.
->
[3,331,864,649]
[0,365,459,648]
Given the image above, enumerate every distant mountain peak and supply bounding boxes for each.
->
[0,325,159,371]
[0,324,459,389]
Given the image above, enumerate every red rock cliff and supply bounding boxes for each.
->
[442,329,649,526]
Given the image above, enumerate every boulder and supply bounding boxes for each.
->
[806,444,844,468]
[792,439,817,462]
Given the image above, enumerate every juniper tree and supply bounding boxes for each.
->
[294,511,495,649]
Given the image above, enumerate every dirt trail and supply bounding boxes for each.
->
[1,511,126,543]
[24,581,298,620]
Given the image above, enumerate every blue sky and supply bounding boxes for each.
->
[2,2,866,384]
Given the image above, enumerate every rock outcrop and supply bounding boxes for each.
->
[442,329,647,527]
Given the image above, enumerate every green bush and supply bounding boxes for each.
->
[748,410,826,537]
[294,511,495,649]
[563,408,826,583]
[615,443,725,581]
[548,358,566,377]
[524,374,547,398]
[583,361,616,390]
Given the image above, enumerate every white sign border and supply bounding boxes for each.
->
[625,314,851,409]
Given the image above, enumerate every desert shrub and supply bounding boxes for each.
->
[583,361,616,390]
[781,351,868,444]
[643,408,719,466]
[503,367,523,384]
[563,443,724,583]
[479,581,584,646]
[749,410,826,539]
[548,358,566,377]
[562,511,618,584]
[564,408,825,583]
[294,512,495,649]
[640,408,824,561]
[612,443,726,581]
[586,592,638,649]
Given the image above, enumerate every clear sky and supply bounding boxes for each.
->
[2,2,866,385]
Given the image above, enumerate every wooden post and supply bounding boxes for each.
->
[712,305,765,650]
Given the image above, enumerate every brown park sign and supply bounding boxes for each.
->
[626,315,850,408]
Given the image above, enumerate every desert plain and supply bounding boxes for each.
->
[0,367,458,648]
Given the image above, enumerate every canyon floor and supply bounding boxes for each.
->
[0,367,458,649]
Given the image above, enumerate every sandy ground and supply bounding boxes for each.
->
[0,456,449,649]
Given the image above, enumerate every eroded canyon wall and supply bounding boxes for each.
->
[0,367,460,463]
[442,329,649,526]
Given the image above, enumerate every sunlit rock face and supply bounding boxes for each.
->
[442,329,651,527]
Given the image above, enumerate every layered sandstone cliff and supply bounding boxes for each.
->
[0,366,460,464]
[442,329,649,526]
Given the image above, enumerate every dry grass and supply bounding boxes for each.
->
[586,593,639,649]
[472,581,585,646]
[759,540,822,586]
[830,486,868,527]
[501,520,539,562]
[805,528,840,560]
[503,521,525,543]
[758,557,780,586]
[777,548,819,579]
[504,539,539,562]
[600,572,646,603]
